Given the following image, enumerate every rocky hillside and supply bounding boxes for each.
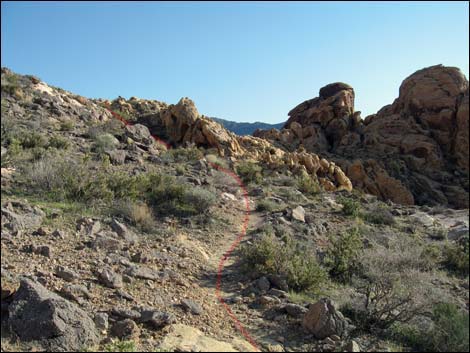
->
[1,67,469,352]
[212,117,284,136]
[254,65,469,209]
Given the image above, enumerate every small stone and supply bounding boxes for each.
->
[97,268,123,289]
[181,299,203,315]
[221,192,237,201]
[139,309,175,329]
[291,206,306,222]
[114,289,135,302]
[268,289,288,298]
[91,234,122,251]
[111,308,141,320]
[94,312,109,331]
[35,245,51,258]
[285,303,308,317]
[51,229,66,239]
[55,266,78,282]
[345,340,361,352]
[35,227,47,236]
[258,296,280,306]
[110,219,128,237]
[256,276,271,293]
[110,319,140,340]
[267,344,284,352]
[59,284,92,303]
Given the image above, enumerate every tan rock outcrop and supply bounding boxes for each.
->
[109,96,353,192]
[255,65,469,208]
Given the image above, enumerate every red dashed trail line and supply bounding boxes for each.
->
[103,104,260,352]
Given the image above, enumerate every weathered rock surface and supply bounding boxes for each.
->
[302,299,347,339]
[7,278,99,351]
[158,324,256,352]
[255,65,469,208]
[107,96,353,192]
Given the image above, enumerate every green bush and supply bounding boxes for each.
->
[442,236,469,276]
[19,131,49,149]
[430,303,469,352]
[111,200,156,233]
[103,339,136,352]
[236,161,263,185]
[22,154,113,204]
[338,196,361,217]
[92,133,119,153]
[391,303,469,352]
[161,147,203,163]
[347,237,440,330]
[297,173,321,195]
[256,199,280,212]
[324,227,363,282]
[48,135,70,149]
[240,233,326,291]
[59,120,75,131]
[183,187,216,214]
[362,208,395,226]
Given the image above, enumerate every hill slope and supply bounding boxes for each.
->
[212,117,284,136]
[1,67,469,353]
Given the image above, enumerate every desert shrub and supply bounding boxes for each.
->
[338,196,361,217]
[6,138,22,156]
[1,73,23,98]
[183,187,216,214]
[59,120,75,131]
[391,303,469,352]
[92,133,119,153]
[48,135,70,149]
[324,227,363,282]
[362,207,395,226]
[18,131,49,149]
[297,173,321,195]
[175,165,186,175]
[103,339,136,352]
[428,226,448,240]
[30,147,48,161]
[240,233,326,291]
[236,161,263,185]
[276,175,297,187]
[348,237,440,330]
[256,199,280,212]
[143,174,215,217]
[161,147,203,163]
[111,200,156,233]
[442,236,469,275]
[429,302,469,352]
[22,153,113,204]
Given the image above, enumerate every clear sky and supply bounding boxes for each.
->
[2,1,469,123]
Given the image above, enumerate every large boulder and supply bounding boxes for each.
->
[302,299,347,339]
[1,201,45,234]
[7,278,99,351]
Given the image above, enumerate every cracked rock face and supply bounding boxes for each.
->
[7,278,99,351]
[255,65,469,208]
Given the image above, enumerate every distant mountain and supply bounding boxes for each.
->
[211,117,284,136]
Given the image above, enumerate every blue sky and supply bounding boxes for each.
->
[2,1,469,123]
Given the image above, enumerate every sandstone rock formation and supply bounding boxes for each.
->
[255,65,469,208]
[105,96,353,192]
